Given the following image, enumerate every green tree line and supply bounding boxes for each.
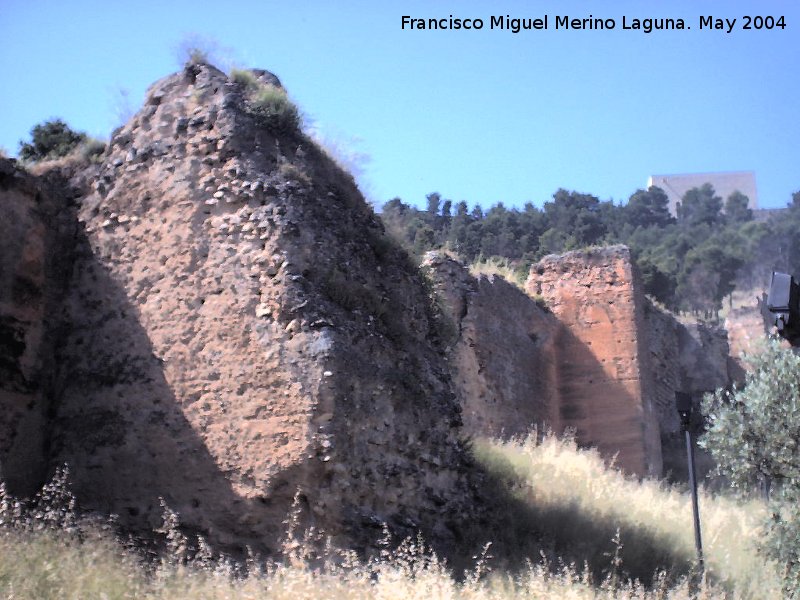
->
[381,185,800,316]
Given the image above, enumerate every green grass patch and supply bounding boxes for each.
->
[230,69,300,135]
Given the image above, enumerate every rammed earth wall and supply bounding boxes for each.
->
[0,159,77,496]
[1,64,478,557]
[526,246,663,477]
[426,247,736,480]
[424,253,559,439]
[1,63,742,558]
[523,247,736,479]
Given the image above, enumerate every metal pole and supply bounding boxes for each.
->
[685,428,704,574]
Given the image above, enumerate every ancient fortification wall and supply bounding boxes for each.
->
[1,62,746,558]
[1,64,476,555]
[643,301,733,476]
[644,302,732,437]
[526,246,663,477]
[0,160,77,496]
[424,247,736,480]
[424,253,559,439]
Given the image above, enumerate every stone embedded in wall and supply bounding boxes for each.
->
[423,252,559,439]
[526,246,662,478]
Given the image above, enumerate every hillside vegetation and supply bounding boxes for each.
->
[383,187,800,317]
[0,435,780,599]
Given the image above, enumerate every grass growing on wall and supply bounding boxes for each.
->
[468,256,529,290]
[230,68,300,135]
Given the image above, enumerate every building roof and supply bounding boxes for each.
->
[647,171,758,215]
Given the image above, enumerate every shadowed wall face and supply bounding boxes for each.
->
[424,253,560,439]
[645,300,734,481]
[527,246,663,478]
[0,161,76,496]
[0,65,476,556]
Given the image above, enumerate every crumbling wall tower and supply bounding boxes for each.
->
[527,246,663,477]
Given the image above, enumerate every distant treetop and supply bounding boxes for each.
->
[18,119,87,162]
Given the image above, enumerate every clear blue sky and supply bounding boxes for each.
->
[1,0,798,209]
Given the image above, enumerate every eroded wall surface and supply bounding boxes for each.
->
[40,64,475,555]
[0,65,483,558]
[644,300,735,478]
[2,66,749,559]
[526,246,663,477]
[427,246,736,479]
[644,302,732,428]
[0,159,76,495]
[424,253,559,439]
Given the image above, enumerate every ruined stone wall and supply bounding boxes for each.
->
[526,246,663,478]
[523,245,736,479]
[725,293,772,372]
[426,246,737,479]
[40,63,473,555]
[0,159,77,495]
[3,63,754,560]
[643,301,732,437]
[424,253,559,439]
[641,302,683,438]
[644,301,734,478]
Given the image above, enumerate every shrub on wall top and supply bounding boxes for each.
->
[18,119,88,162]
[248,85,300,135]
[230,69,300,135]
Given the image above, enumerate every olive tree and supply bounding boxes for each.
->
[701,339,800,595]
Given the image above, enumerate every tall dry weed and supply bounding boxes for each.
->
[473,431,782,597]
[0,437,780,599]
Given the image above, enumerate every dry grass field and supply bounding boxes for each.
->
[0,433,782,599]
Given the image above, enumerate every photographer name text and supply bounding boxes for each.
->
[400,15,787,34]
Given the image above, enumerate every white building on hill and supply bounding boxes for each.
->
[647,171,758,216]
